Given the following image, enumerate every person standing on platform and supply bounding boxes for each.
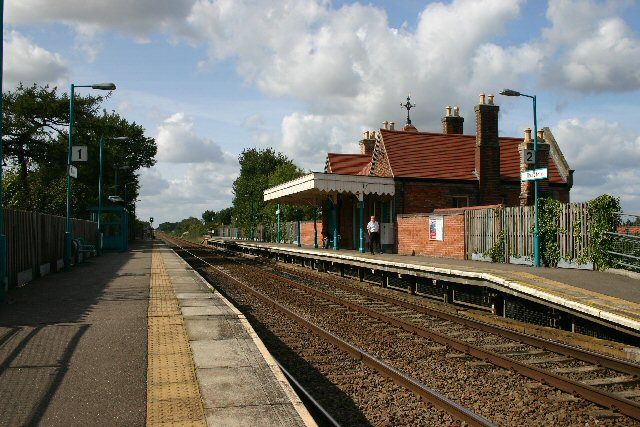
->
[367,215,380,255]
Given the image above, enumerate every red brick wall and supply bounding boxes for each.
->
[397,181,479,214]
[300,221,317,246]
[618,226,640,235]
[397,213,465,259]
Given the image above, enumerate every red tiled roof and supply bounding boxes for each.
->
[326,153,371,175]
[379,129,566,184]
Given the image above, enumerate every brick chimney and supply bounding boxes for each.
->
[519,128,551,206]
[359,130,376,156]
[474,93,501,205]
[442,105,464,134]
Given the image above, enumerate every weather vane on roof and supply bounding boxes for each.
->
[400,93,416,125]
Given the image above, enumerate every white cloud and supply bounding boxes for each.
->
[138,167,170,197]
[137,161,238,223]
[186,0,531,159]
[281,112,356,170]
[155,112,230,163]
[6,0,196,60]
[3,30,68,89]
[542,0,640,92]
[553,118,640,211]
[6,0,195,37]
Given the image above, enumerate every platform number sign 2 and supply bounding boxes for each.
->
[524,149,535,165]
[72,145,88,162]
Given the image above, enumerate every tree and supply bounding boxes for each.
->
[3,84,103,209]
[157,222,178,233]
[2,84,157,219]
[231,148,294,235]
[202,207,233,225]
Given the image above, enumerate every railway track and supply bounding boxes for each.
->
[162,234,494,426]
[161,235,640,425]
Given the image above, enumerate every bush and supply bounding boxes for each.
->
[587,195,621,270]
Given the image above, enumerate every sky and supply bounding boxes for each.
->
[4,0,640,224]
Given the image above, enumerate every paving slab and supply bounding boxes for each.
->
[185,317,248,341]
[157,243,314,427]
[182,306,228,317]
[206,403,309,427]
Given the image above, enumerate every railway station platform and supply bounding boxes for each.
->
[0,240,314,426]
[207,238,640,343]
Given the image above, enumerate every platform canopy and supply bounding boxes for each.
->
[264,172,395,205]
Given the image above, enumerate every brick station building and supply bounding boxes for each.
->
[264,93,573,254]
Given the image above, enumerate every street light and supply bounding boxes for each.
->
[65,82,116,270]
[97,136,127,253]
[500,88,541,267]
[115,165,131,196]
[123,182,137,205]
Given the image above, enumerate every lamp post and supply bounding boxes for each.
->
[65,82,116,270]
[500,88,541,267]
[0,0,6,300]
[123,181,136,206]
[97,136,127,253]
[114,165,130,196]
[276,204,281,243]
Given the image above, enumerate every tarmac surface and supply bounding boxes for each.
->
[0,242,150,426]
[0,240,313,427]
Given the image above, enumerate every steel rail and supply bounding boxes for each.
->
[235,259,640,421]
[166,236,640,421]
[271,264,640,376]
[162,235,496,427]
[207,240,640,377]
[186,241,640,421]
[274,359,342,427]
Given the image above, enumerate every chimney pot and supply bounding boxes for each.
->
[363,131,368,139]
[479,93,485,105]
[487,94,494,105]
[453,106,460,117]
[389,121,395,131]
[524,127,532,142]
[383,120,389,130]
[445,106,452,117]
[537,129,544,141]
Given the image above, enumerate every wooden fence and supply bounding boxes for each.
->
[464,203,590,266]
[215,222,301,244]
[3,208,97,288]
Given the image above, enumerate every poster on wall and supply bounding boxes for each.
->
[429,216,444,241]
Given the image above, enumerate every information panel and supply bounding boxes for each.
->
[428,215,444,241]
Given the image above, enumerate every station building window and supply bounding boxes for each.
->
[452,196,469,208]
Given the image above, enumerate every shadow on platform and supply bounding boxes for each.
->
[0,242,151,426]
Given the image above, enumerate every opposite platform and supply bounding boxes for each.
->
[152,242,315,427]
[209,238,640,339]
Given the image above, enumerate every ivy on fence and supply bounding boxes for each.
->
[587,194,621,270]
[538,197,563,267]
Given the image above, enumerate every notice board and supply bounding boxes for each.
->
[428,215,444,241]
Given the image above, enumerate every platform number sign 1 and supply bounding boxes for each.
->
[72,145,88,162]
[524,149,535,165]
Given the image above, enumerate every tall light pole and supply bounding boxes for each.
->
[123,181,136,206]
[500,88,541,267]
[65,82,116,270]
[114,165,130,196]
[0,0,6,300]
[98,136,127,253]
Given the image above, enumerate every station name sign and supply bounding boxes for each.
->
[521,168,548,182]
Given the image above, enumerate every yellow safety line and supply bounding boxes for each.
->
[147,245,207,427]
